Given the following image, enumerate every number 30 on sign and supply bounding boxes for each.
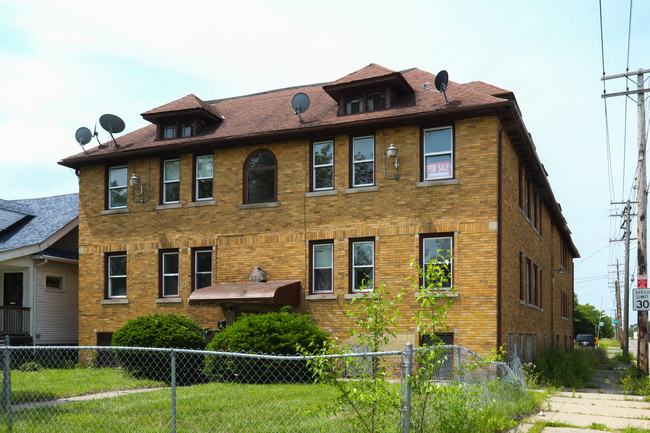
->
[633,288,650,311]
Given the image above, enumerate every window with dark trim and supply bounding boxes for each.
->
[420,234,453,290]
[519,252,526,301]
[194,155,213,201]
[525,258,532,304]
[343,90,387,115]
[422,127,453,181]
[106,252,127,299]
[350,238,374,292]
[163,159,180,204]
[244,150,277,203]
[532,264,538,306]
[160,250,179,298]
[351,136,374,187]
[192,248,212,291]
[312,140,334,191]
[107,166,128,209]
[310,240,334,294]
[161,120,195,139]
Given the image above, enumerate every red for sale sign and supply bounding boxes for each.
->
[639,275,648,289]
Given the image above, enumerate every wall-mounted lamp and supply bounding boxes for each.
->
[130,173,147,203]
[384,143,400,180]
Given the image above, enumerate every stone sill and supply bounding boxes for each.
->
[239,201,281,210]
[415,290,459,298]
[415,179,459,188]
[344,292,374,300]
[101,208,129,215]
[101,298,129,305]
[345,186,379,194]
[305,190,338,198]
[305,294,338,301]
[156,203,182,210]
[156,297,182,303]
[188,200,216,207]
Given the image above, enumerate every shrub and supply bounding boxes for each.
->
[532,345,607,388]
[205,308,328,383]
[112,314,206,384]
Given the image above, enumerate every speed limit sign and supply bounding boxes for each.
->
[633,288,650,311]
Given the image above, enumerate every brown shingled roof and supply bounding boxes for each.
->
[141,93,223,123]
[327,63,397,86]
[60,66,508,166]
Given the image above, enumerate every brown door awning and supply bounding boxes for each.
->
[188,281,300,306]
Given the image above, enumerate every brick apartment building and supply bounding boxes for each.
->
[60,64,578,360]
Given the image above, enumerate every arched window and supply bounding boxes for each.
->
[244,150,277,203]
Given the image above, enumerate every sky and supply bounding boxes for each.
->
[0,0,648,325]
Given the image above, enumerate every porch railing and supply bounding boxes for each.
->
[0,307,30,335]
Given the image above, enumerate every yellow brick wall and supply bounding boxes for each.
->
[77,115,570,358]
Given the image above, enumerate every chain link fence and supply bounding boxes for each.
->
[0,340,524,432]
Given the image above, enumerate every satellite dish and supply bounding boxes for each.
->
[291,93,310,125]
[434,70,450,105]
[99,114,125,148]
[99,114,125,134]
[75,127,92,146]
[75,127,92,155]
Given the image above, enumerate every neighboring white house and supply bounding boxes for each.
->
[0,194,78,345]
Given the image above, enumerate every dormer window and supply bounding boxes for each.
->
[345,96,363,114]
[367,92,386,111]
[161,121,195,139]
[343,91,386,115]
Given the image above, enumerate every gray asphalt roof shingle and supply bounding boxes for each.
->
[0,193,79,253]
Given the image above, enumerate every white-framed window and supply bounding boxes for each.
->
[108,166,128,209]
[45,275,63,290]
[352,136,374,187]
[161,251,179,297]
[312,140,334,191]
[421,235,453,290]
[311,242,333,294]
[422,126,453,180]
[351,239,374,292]
[107,253,127,298]
[163,159,180,204]
[194,249,212,290]
[195,155,213,201]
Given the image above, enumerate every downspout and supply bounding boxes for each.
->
[33,257,49,345]
[497,128,503,354]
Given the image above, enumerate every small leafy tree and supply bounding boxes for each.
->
[305,280,404,433]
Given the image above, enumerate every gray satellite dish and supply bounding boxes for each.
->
[75,127,92,155]
[291,93,310,125]
[75,127,92,146]
[99,114,125,148]
[434,70,450,105]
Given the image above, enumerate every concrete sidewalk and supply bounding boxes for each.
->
[513,360,650,432]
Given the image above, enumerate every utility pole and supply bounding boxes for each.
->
[616,260,624,349]
[603,68,650,374]
[611,199,635,357]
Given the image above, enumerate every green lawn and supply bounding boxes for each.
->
[0,367,540,433]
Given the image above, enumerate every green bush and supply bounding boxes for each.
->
[112,314,206,384]
[532,345,607,388]
[205,309,328,383]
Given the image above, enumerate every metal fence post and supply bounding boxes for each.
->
[2,336,11,432]
[170,349,176,433]
[402,342,413,433]
[457,348,464,384]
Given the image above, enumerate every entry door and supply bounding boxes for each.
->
[3,273,23,306]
